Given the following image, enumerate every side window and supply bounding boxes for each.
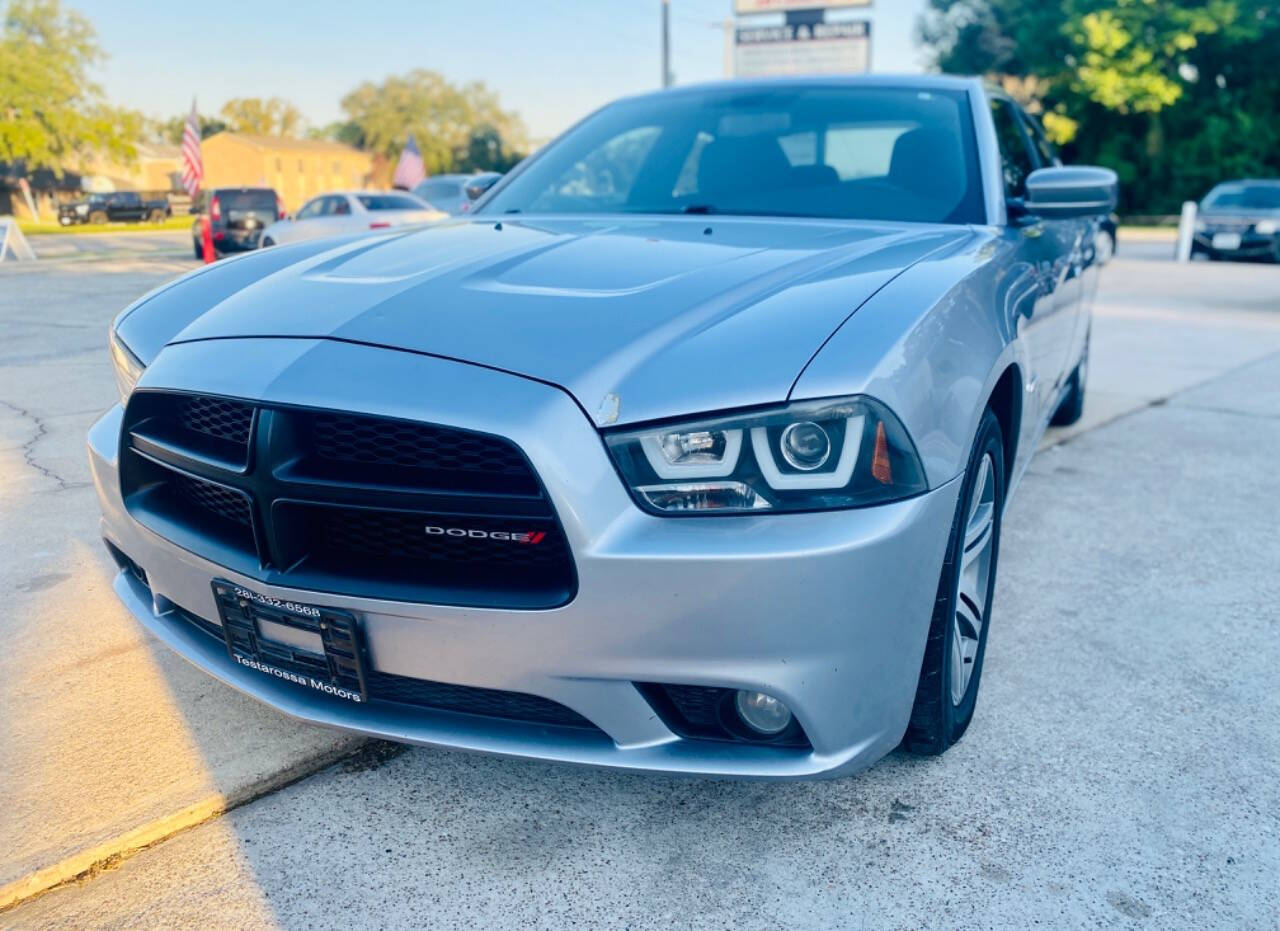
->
[331,196,351,216]
[1020,112,1059,168]
[989,98,1036,200]
[296,198,323,220]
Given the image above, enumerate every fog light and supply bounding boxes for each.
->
[734,690,793,735]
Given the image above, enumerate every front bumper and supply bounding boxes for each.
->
[89,338,960,778]
[1193,230,1279,259]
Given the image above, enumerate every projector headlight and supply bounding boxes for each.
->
[604,396,927,515]
[109,328,145,404]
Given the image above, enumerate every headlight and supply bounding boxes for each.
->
[604,396,927,515]
[1255,220,1278,235]
[109,328,145,404]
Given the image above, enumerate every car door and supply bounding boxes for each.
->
[989,96,1079,430]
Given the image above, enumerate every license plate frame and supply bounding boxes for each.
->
[211,580,369,703]
[1212,232,1242,251]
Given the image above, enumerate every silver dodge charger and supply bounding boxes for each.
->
[91,77,1116,778]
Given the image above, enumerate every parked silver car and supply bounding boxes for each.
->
[412,172,502,215]
[259,191,445,246]
[91,77,1115,777]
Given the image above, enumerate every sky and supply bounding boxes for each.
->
[77,0,930,141]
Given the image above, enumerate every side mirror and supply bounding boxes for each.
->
[1022,166,1118,220]
[464,173,502,201]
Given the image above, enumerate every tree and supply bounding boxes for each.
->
[921,1,1280,213]
[219,97,304,137]
[340,69,526,177]
[0,0,140,170]
[149,113,226,146]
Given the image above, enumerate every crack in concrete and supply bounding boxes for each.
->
[0,399,90,492]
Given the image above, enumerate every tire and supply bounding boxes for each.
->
[261,237,275,247]
[149,209,164,223]
[193,238,203,260]
[902,408,1005,756]
[1050,331,1089,427]
[89,211,108,225]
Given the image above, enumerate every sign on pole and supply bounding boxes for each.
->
[736,19,871,77]
[735,0,870,12]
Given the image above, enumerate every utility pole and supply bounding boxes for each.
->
[661,0,672,88]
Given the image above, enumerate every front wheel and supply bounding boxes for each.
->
[903,407,1005,755]
[261,237,275,247]
[89,211,108,225]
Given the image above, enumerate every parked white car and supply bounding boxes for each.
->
[260,191,446,246]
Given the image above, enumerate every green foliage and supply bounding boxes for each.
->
[922,0,1280,213]
[150,113,227,145]
[219,97,304,137]
[0,0,141,170]
[340,69,527,175]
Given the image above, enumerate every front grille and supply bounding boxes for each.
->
[180,395,253,447]
[312,412,529,475]
[313,507,568,569]
[120,393,576,608]
[366,671,596,728]
[172,472,253,527]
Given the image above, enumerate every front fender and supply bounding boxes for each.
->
[790,228,1028,489]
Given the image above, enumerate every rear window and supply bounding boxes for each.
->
[357,194,426,211]
[417,181,460,201]
[218,190,277,210]
[1204,184,1280,210]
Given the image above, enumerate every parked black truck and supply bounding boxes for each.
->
[58,192,171,226]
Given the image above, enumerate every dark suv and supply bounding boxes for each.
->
[191,187,285,257]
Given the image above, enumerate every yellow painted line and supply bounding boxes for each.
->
[0,741,363,913]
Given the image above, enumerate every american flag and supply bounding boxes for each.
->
[392,133,426,189]
[180,98,203,197]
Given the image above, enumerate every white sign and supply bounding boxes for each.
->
[0,219,37,262]
[735,0,870,13]
[736,20,871,77]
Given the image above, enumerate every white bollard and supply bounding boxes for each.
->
[1174,200,1197,262]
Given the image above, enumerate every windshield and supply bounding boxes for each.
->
[1203,183,1280,211]
[481,86,984,224]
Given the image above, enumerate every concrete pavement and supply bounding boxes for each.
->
[0,257,362,905]
[1,254,1278,927]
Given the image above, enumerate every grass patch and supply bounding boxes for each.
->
[18,215,193,235]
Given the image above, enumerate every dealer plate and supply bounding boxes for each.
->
[211,580,369,703]
[1212,232,1242,251]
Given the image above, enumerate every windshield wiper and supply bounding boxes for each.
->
[681,204,717,214]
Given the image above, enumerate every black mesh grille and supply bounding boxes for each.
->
[180,396,253,447]
[119,394,576,608]
[311,412,528,475]
[172,472,253,527]
[366,672,595,728]
[313,507,566,569]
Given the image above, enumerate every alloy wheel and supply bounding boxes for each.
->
[951,452,997,705]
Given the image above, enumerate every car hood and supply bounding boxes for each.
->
[135,216,969,426]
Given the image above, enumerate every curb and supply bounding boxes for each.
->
[0,739,365,914]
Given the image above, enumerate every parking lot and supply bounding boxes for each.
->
[1,243,1278,927]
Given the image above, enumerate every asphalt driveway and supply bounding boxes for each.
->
[1,254,1278,928]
